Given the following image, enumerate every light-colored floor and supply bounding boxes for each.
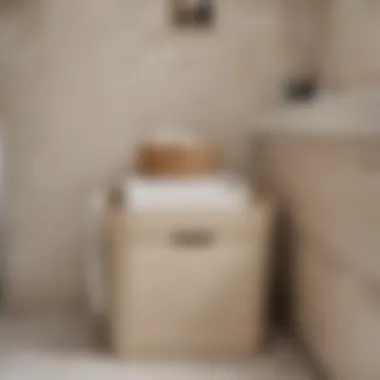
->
[0,313,314,380]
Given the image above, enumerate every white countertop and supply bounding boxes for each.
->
[125,174,252,212]
[257,87,380,137]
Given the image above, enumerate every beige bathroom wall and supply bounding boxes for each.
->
[283,0,329,81]
[322,0,380,90]
[0,0,285,312]
[282,0,380,91]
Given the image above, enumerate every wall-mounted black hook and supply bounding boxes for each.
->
[283,77,319,102]
[172,0,215,28]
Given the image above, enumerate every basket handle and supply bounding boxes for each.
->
[171,229,215,248]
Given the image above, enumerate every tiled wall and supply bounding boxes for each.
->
[283,0,329,80]
[0,0,286,311]
[282,0,380,90]
[322,0,380,90]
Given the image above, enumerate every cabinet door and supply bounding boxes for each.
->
[323,271,380,380]
[313,248,380,380]
[344,275,380,380]
[295,236,380,380]
[121,242,266,358]
[295,238,348,371]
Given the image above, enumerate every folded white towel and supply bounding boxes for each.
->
[126,174,252,212]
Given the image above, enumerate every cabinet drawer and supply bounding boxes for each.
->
[293,140,380,201]
[124,204,272,248]
[289,140,380,277]
[294,189,380,279]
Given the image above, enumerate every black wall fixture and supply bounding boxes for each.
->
[172,0,215,28]
[284,77,318,102]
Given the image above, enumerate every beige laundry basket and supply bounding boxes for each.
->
[109,201,274,360]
